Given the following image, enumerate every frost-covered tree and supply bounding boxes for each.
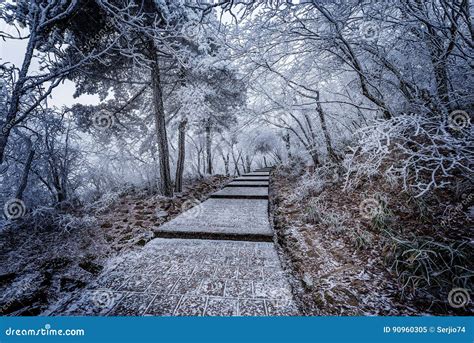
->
[0,0,122,165]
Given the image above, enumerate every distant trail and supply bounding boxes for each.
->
[52,168,299,316]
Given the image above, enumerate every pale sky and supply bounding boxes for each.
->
[0,21,100,108]
[0,3,238,109]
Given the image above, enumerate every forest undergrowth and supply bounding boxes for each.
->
[0,176,229,316]
[271,160,473,315]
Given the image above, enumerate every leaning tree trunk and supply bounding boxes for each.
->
[174,119,187,193]
[309,149,320,167]
[231,150,241,176]
[150,54,173,197]
[240,155,246,173]
[205,122,212,175]
[0,30,37,165]
[15,142,35,200]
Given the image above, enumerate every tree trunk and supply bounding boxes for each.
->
[224,153,230,176]
[15,142,35,200]
[245,155,251,173]
[316,92,339,162]
[240,155,246,173]
[150,54,173,197]
[283,132,292,160]
[205,122,212,175]
[49,162,66,204]
[51,172,65,203]
[201,153,206,176]
[174,119,187,193]
[196,150,203,178]
[430,49,451,111]
[221,151,230,176]
[231,150,241,176]
[0,30,37,164]
[309,150,320,167]
[413,0,451,111]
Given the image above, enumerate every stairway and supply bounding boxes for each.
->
[52,168,299,316]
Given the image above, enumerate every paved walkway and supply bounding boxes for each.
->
[52,168,299,316]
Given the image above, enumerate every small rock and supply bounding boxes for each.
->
[60,277,86,292]
[78,261,103,275]
[303,273,314,288]
[155,210,168,218]
[0,272,16,285]
[135,239,147,246]
[41,257,72,271]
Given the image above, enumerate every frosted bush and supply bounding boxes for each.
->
[289,174,326,202]
[288,163,344,202]
[349,228,375,250]
[321,210,349,233]
[305,199,349,233]
[344,114,473,197]
[57,214,98,232]
[85,192,120,214]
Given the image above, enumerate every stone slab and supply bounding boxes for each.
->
[243,172,270,177]
[52,239,298,316]
[235,176,270,181]
[226,181,269,187]
[154,199,272,239]
[210,187,268,199]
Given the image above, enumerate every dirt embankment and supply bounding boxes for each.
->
[269,167,472,316]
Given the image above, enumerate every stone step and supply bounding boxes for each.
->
[243,172,270,176]
[235,177,269,182]
[50,168,301,317]
[153,230,272,242]
[210,187,269,200]
[226,181,269,187]
[52,238,298,316]
[153,198,272,240]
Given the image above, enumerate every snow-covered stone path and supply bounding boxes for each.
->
[52,169,299,316]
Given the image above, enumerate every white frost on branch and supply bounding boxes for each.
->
[344,114,473,197]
